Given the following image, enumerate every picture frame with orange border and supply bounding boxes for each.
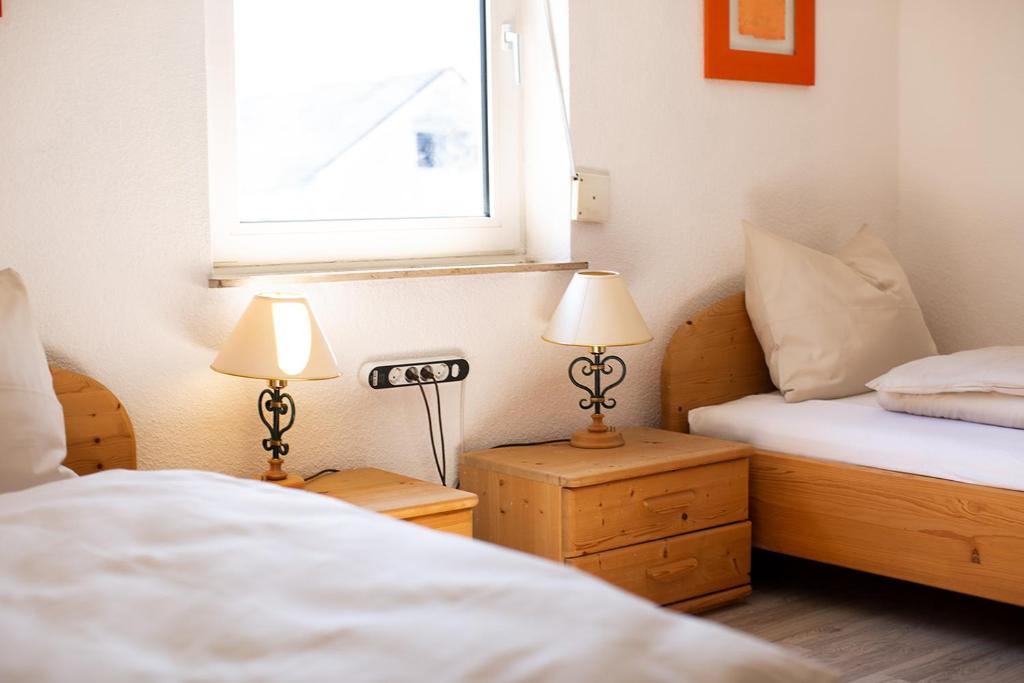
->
[704,0,815,86]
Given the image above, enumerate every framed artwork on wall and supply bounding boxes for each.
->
[704,0,815,86]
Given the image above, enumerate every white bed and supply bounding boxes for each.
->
[690,390,1024,492]
[0,470,832,683]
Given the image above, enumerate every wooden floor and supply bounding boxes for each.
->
[704,552,1024,682]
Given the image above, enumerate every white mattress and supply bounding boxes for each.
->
[690,391,1024,492]
[0,470,833,683]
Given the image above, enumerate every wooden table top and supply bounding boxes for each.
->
[461,427,751,488]
[305,467,478,519]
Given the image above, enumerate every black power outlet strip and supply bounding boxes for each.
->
[366,358,470,390]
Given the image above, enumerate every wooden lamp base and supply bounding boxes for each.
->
[259,457,306,489]
[260,473,306,489]
[570,413,625,449]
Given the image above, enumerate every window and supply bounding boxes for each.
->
[207,0,523,267]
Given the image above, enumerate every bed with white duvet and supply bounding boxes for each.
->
[0,469,833,683]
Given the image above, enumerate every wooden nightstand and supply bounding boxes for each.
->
[460,427,752,613]
[306,468,478,537]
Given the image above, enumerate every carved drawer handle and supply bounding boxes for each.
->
[646,558,699,583]
[642,490,696,514]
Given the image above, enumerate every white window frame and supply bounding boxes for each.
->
[206,0,524,268]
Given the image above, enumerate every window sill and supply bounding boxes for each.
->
[208,259,587,288]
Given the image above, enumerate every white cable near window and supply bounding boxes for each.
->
[542,0,579,181]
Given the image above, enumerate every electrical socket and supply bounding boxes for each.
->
[361,358,469,390]
[427,363,450,382]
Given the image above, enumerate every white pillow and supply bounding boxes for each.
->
[874,391,1024,430]
[744,223,937,402]
[867,346,1024,397]
[0,269,74,493]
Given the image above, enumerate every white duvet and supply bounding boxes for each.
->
[0,470,832,683]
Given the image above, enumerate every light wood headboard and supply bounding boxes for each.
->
[51,367,137,475]
[660,292,774,433]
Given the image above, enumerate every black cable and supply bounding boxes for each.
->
[304,468,340,482]
[421,367,448,486]
[429,376,447,486]
[407,367,445,485]
[415,381,446,486]
[492,438,570,449]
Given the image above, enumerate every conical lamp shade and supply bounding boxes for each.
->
[212,293,339,381]
[543,271,652,348]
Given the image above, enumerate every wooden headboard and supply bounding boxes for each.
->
[51,367,137,475]
[660,292,774,433]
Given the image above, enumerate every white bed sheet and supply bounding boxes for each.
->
[690,391,1024,492]
[0,470,833,683]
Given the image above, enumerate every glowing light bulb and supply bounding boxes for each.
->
[271,301,312,376]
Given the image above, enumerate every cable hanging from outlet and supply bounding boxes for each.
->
[430,374,447,485]
[409,366,448,486]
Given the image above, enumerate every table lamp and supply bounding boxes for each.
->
[212,293,338,487]
[543,271,652,448]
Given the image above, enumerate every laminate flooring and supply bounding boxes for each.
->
[704,552,1024,682]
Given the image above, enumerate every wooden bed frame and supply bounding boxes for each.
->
[661,293,1024,607]
[51,367,136,475]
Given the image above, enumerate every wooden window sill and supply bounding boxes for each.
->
[209,259,587,288]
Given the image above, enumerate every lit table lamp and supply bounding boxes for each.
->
[543,271,652,449]
[212,293,338,487]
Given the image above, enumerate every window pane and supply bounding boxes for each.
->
[233,1,488,223]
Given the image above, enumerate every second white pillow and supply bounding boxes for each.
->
[868,346,1024,397]
[875,390,1024,430]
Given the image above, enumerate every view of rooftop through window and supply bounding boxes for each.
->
[233,1,488,224]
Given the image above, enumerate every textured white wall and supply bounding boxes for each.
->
[897,0,1024,352]
[1,0,900,479]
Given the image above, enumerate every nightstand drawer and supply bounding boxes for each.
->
[566,522,751,606]
[562,459,748,556]
[409,509,474,537]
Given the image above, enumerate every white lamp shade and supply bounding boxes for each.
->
[543,271,652,348]
[211,293,339,381]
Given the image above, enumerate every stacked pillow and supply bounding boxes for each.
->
[742,224,1021,429]
[869,348,1024,429]
[744,223,937,402]
[0,269,75,493]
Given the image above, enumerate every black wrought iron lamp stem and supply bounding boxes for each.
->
[258,379,296,481]
[564,345,629,448]
[568,345,628,416]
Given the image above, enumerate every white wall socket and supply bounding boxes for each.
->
[573,169,611,223]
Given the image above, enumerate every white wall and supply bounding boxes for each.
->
[569,0,901,425]
[897,0,1024,352]
[1,0,901,478]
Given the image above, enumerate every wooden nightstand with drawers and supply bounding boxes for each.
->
[459,427,752,613]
